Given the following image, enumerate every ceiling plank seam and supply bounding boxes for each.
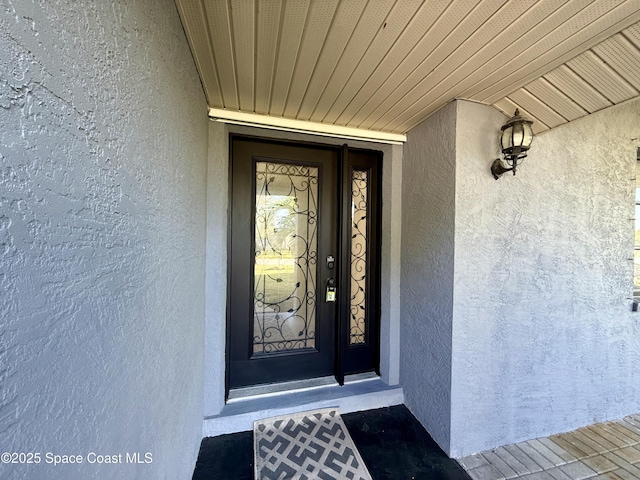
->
[329,0,425,126]
[314,0,397,124]
[349,0,453,129]
[355,0,487,130]
[390,0,553,133]
[292,0,341,119]
[377,0,510,132]
[266,0,287,114]
[475,5,640,104]
[279,0,312,117]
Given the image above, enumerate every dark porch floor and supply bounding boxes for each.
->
[192,404,471,479]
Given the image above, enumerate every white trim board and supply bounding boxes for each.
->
[208,108,407,145]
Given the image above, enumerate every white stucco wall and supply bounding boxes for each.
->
[401,99,640,458]
[450,99,640,457]
[1,1,208,479]
[400,101,457,453]
[203,125,402,418]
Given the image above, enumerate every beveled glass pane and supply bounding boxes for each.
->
[253,162,318,354]
[350,170,368,345]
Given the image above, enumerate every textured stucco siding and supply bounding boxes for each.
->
[1,1,208,479]
[450,99,640,457]
[400,101,457,453]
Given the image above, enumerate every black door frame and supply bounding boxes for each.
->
[226,134,382,397]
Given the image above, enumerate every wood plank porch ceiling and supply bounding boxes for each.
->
[176,0,640,136]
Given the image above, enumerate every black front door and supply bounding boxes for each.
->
[228,136,380,391]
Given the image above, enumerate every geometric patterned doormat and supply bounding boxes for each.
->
[254,408,372,480]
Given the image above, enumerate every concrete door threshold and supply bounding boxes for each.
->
[203,377,404,437]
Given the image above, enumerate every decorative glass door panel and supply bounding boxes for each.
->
[254,162,318,354]
[349,170,368,345]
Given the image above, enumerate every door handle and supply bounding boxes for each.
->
[326,278,336,302]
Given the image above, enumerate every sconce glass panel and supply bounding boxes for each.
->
[500,129,512,151]
[512,123,524,146]
[523,126,533,147]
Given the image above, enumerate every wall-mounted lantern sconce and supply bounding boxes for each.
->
[491,109,534,180]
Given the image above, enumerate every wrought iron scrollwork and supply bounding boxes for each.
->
[253,162,318,354]
[350,169,368,345]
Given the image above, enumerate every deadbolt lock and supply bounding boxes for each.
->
[326,255,335,269]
